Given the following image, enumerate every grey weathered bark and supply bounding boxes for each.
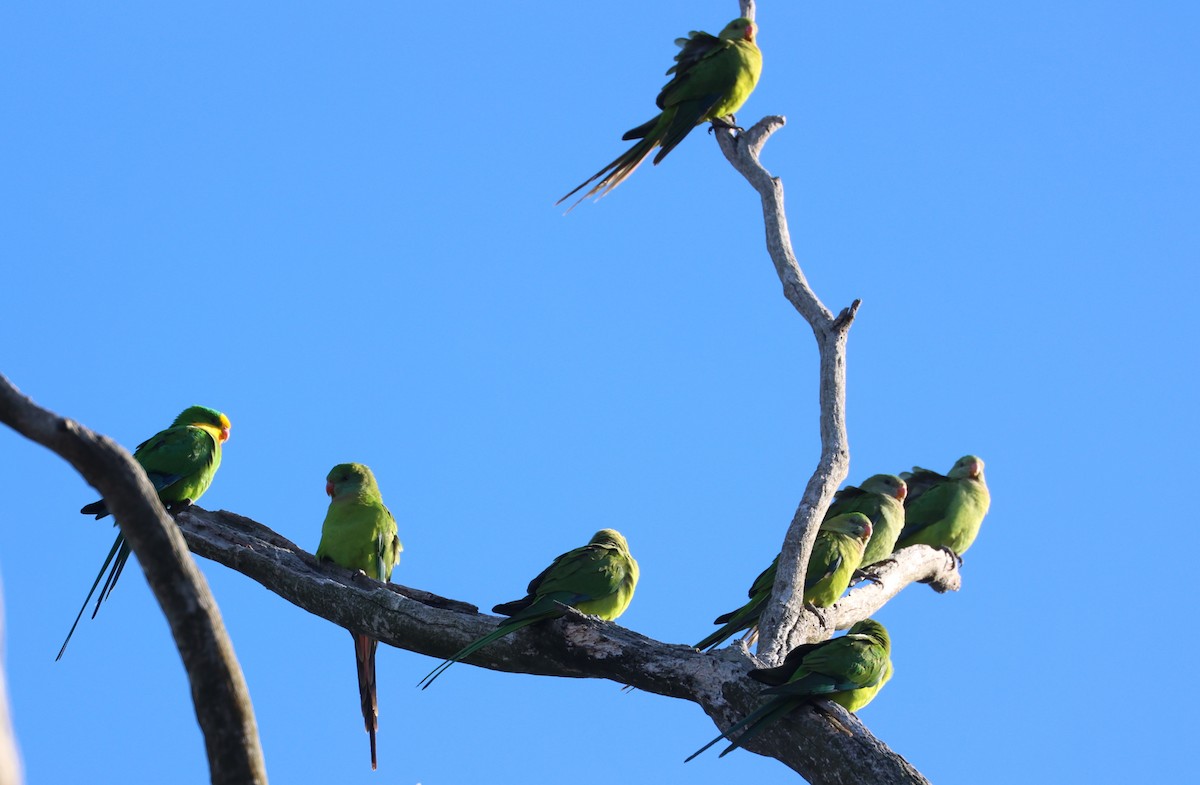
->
[715,112,861,665]
[0,377,267,785]
[0,382,952,785]
[168,504,948,783]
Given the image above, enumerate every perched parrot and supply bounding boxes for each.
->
[694,513,872,652]
[558,17,762,207]
[419,529,638,689]
[836,474,907,570]
[58,405,230,660]
[316,463,402,771]
[686,619,892,761]
[894,455,990,558]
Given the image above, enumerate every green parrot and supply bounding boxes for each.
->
[694,513,872,652]
[894,455,991,558]
[558,16,762,207]
[58,405,230,660]
[316,463,402,771]
[837,474,908,570]
[686,619,892,761]
[419,529,638,689]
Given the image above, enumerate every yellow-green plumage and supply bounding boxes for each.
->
[559,17,762,207]
[895,455,990,557]
[694,513,872,652]
[59,405,230,660]
[687,619,893,761]
[419,529,638,688]
[316,463,402,771]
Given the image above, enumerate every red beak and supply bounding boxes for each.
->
[744,23,755,41]
[325,481,335,497]
[896,483,908,501]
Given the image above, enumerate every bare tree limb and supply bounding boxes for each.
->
[0,377,267,785]
[715,117,861,663]
[172,504,947,784]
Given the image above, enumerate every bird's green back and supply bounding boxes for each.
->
[828,475,907,568]
[896,456,990,555]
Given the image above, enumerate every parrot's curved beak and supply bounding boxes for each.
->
[744,22,756,41]
[895,484,908,502]
[325,481,335,497]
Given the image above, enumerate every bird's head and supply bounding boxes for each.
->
[719,17,756,43]
[175,405,231,442]
[949,455,985,480]
[326,462,378,498]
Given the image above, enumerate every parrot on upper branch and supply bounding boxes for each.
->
[558,17,762,208]
[694,512,871,652]
[894,455,990,559]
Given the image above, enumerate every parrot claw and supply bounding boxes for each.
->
[166,498,194,514]
[812,702,854,736]
[938,546,964,569]
[710,115,744,133]
[852,569,884,587]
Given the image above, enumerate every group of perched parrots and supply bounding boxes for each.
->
[59,15,993,773]
[61,403,989,768]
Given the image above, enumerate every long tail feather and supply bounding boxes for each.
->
[417,614,547,690]
[694,596,765,652]
[685,698,789,762]
[717,700,797,758]
[353,632,380,770]
[56,534,125,660]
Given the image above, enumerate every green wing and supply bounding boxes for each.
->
[420,529,636,688]
[558,17,761,206]
[62,410,227,660]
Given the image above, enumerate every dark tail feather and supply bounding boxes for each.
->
[718,700,796,758]
[686,698,786,763]
[694,597,764,652]
[417,613,547,690]
[622,117,658,140]
[80,499,110,519]
[57,534,126,660]
[352,632,380,770]
[557,115,665,210]
[94,540,132,616]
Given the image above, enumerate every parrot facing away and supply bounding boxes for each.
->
[58,405,230,660]
[894,455,990,558]
[316,463,402,771]
[418,529,638,689]
[558,17,762,207]
[694,512,872,652]
[686,619,893,761]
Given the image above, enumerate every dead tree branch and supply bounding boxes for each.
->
[0,377,267,785]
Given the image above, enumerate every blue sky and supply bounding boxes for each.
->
[2,2,1197,783]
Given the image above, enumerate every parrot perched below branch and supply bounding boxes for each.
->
[418,529,638,689]
[894,455,991,559]
[558,17,762,208]
[694,512,872,652]
[316,463,402,771]
[58,405,230,660]
[686,619,893,761]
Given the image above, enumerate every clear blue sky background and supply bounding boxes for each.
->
[2,2,1196,783]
